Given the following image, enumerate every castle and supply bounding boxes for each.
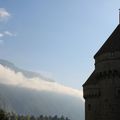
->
[83,23,120,119]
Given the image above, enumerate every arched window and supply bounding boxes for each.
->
[88,104,91,111]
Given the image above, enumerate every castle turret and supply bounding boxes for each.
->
[83,24,120,120]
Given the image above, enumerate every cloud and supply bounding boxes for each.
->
[0,8,10,21]
[0,31,16,38]
[0,33,4,37]
[0,31,16,45]
[4,31,16,37]
[0,64,83,99]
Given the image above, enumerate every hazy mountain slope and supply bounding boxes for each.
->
[0,59,84,120]
[0,84,84,120]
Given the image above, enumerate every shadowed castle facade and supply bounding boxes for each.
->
[83,24,120,120]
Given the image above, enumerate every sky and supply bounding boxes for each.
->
[0,0,120,89]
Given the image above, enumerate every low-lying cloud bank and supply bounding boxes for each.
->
[0,65,83,99]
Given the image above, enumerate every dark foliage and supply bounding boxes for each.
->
[0,109,70,120]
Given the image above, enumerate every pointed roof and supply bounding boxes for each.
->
[82,71,97,86]
[94,24,120,58]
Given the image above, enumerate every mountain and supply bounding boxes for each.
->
[0,59,84,120]
[0,59,54,82]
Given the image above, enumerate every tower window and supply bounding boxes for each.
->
[88,104,91,111]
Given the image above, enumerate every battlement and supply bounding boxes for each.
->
[83,87,100,99]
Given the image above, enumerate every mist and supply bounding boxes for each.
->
[0,63,84,120]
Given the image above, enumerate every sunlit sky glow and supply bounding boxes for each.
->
[0,0,120,89]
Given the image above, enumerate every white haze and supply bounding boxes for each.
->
[0,65,83,99]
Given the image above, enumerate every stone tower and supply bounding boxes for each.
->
[83,24,120,120]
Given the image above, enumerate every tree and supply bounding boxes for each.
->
[0,109,9,120]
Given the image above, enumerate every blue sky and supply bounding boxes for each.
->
[0,0,120,89]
